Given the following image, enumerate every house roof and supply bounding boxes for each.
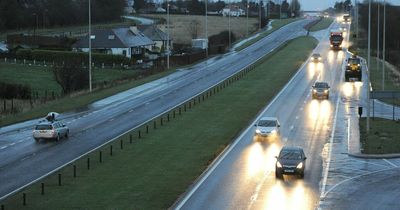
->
[137,25,171,42]
[74,28,154,49]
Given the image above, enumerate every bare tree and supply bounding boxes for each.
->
[52,59,89,94]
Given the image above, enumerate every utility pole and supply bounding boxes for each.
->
[279,0,282,19]
[377,2,380,74]
[367,0,371,133]
[88,0,92,92]
[228,0,231,47]
[382,0,386,90]
[167,0,170,69]
[205,0,208,57]
[356,0,359,39]
[246,0,249,36]
[259,0,261,30]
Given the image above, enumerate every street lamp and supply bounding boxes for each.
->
[376,2,380,75]
[367,0,371,132]
[382,0,386,90]
[167,0,170,69]
[228,0,231,47]
[259,0,261,30]
[89,0,92,92]
[246,0,249,36]
[205,0,208,57]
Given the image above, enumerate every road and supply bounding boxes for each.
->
[0,18,314,199]
[175,19,345,210]
[175,21,400,210]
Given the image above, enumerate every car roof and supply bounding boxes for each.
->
[312,53,320,56]
[315,81,329,85]
[259,117,278,121]
[281,146,304,152]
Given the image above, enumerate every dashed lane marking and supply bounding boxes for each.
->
[0,146,7,150]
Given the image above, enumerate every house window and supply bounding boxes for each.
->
[122,50,127,56]
[131,47,141,55]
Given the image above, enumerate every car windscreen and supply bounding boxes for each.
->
[330,35,343,41]
[348,58,360,64]
[258,120,276,127]
[279,151,302,160]
[315,83,328,88]
[35,125,52,130]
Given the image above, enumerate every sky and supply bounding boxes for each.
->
[299,0,400,11]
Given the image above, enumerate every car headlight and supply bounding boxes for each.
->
[313,89,317,93]
[357,64,360,66]
[324,90,328,93]
[255,129,261,134]
[277,161,283,168]
[296,162,303,169]
[271,129,277,134]
[330,44,333,47]
[318,57,321,60]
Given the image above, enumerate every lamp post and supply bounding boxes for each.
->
[228,0,231,47]
[279,0,282,19]
[205,0,208,57]
[367,0,371,133]
[382,0,386,90]
[259,0,261,30]
[376,2,380,75]
[167,0,170,69]
[89,0,92,92]
[246,0,249,36]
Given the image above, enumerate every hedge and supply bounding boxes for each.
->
[16,49,130,65]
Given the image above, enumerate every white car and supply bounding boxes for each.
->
[33,121,69,142]
[254,117,280,140]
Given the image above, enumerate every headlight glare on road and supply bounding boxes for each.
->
[296,162,303,169]
[271,129,277,134]
[277,161,283,168]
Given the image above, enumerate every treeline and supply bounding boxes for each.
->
[358,2,400,67]
[0,0,126,31]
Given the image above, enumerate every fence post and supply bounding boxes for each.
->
[41,183,44,195]
[73,165,76,178]
[130,134,133,143]
[189,101,191,109]
[99,151,102,163]
[161,117,163,126]
[184,104,186,112]
[179,107,182,115]
[138,130,141,139]
[87,158,90,170]
[120,140,123,149]
[110,145,113,156]
[1,204,4,210]
[23,193,26,206]
[154,121,157,129]
[146,125,149,133]
[58,174,62,186]
[173,110,176,118]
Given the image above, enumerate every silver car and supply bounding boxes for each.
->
[254,117,280,140]
[33,121,69,142]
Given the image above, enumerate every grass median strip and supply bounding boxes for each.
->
[235,18,301,51]
[359,117,400,154]
[1,36,317,209]
[309,17,333,32]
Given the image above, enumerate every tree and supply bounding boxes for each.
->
[53,59,89,94]
[134,0,146,12]
[289,0,301,17]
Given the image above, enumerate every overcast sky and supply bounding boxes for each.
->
[299,0,400,11]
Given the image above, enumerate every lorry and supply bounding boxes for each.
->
[329,31,343,50]
[345,55,362,82]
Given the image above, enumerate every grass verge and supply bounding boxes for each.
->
[235,18,301,51]
[359,117,400,154]
[0,69,176,127]
[309,17,333,32]
[1,36,317,209]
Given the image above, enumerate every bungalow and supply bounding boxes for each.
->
[73,27,154,58]
[137,25,172,53]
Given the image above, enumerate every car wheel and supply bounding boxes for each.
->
[275,171,282,179]
[34,138,39,143]
[299,172,305,179]
[56,135,60,142]
[65,130,69,138]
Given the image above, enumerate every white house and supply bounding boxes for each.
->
[221,5,245,17]
[73,27,155,58]
[137,25,172,53]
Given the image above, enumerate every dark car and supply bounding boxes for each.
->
[311,53,322,63]
[275,146,307,179]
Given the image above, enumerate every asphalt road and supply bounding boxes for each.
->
[175,20,346,210]
[0,18,315,199]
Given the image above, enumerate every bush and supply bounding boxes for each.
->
[0,82,32,99]
[52,59,89,94]
[16,49,130,65]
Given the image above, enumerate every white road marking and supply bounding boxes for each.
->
[383,159,398,167]
[320,79,341,199]
[295,116,299,119]
[129,109,134,113]
[347,118,350,154]
[109,118,115,122]
[17,140,23,143]
[9,143,15,146]
[0,146,7,150]
[351,158,391,168]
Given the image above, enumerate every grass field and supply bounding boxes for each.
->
[0,20,138,41]
[359,117,400,154]
[0,63,140,96]
[235,18,301,51]
[141,14,259,44]
[309,17,333,32]
[1,36,317,209]
[0,68,176,126]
